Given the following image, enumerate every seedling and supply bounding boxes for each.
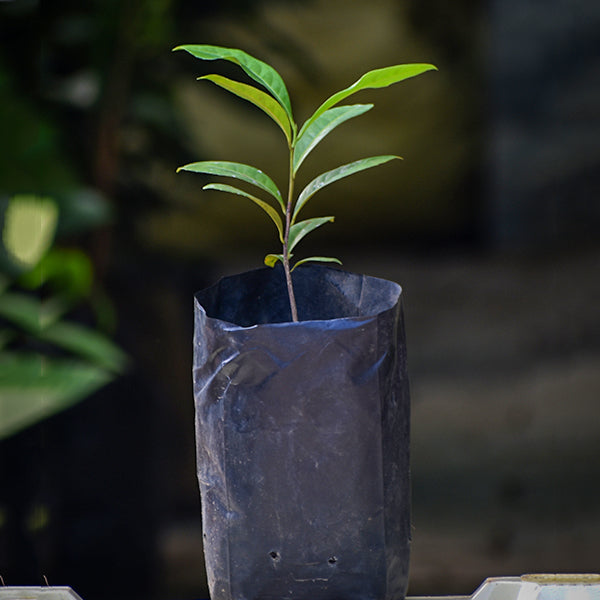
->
[175,44,436,321]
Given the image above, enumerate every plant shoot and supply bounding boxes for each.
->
[175,44,436,321]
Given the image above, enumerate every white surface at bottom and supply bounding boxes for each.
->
[409,575,600,600]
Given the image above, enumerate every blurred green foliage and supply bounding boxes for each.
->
[0,195,128,440]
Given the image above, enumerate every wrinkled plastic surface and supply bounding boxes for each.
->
[193,265,411,600]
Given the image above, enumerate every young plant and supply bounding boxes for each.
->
[175,44,436,321]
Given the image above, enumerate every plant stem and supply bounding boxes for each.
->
[283,249,298,322]
[283,149,298,322]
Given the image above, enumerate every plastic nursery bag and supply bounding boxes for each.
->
[193,264,411,600]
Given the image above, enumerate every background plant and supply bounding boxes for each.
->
[175,44,436,321]
[0,195,128,440]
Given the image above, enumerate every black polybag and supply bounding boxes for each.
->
[193,265,411,600]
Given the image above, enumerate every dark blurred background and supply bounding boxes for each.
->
[0,0,599,598]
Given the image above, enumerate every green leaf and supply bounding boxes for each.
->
[0,291,71,332]
[293,104,373,174]
[294,155,401,220]
[203,183,284,243]
[173,44,294,127]
[19,248,94,300]
[0,353,115,440]
[39,321,128,374]
[200,74,292,144]
[0,292,45,332]
[177,160,284,211]
[2,195,59,268]
[288,216,335,252]
[291,256,342,271]
[264,254,285,267]
[298,63,437,139]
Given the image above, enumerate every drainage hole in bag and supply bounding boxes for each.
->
[328,556,338,565]
[269,551,281,562]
